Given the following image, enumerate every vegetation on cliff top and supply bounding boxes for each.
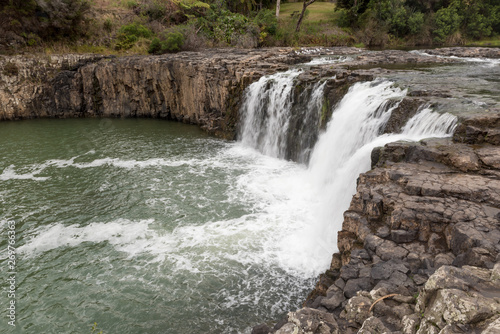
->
[0,0,498,55]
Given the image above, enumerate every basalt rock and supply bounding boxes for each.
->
[0,49,314,138]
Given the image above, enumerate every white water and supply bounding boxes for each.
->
[304,56,353,66]
[410,50,500,67]
[239,78,458,272]
[239,69,302,159]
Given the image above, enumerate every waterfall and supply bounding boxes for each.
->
[238,70,327,162]
[239,69,302,159]
[303,82,457,267]
[238,76,458,273]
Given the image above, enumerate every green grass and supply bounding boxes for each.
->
[278,2,338,24]
[465,37,500,47]
[273,1,351,47]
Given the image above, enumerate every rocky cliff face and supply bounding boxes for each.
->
[0,49,315,138]
[256,112,500,334]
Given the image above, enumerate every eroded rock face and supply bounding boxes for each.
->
[0,49,313,138]
[260,111,500,334]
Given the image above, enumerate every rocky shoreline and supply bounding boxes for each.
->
[1,47,499,333]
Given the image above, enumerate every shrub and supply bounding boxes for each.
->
[116,23,153,50]
[148,37,163,54]
[337,8,355,28]
[147,32,184,54]
[253,9,277,36]
[433,6,462,43]
[163,31,184,51]
[407,11,424,35]
[388,5,409,36]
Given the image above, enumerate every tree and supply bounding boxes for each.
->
[276,0,280,17]
[295,0,316,32]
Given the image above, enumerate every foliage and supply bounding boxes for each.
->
[148,31,184,53]
[253,9,277,36]
[433,4,462,43]
[116,22,153,49]
[0,0,91,47]
[195,6,260,46]
[336,0,499,45]
[1,0,498,53]
[174,0,210,18]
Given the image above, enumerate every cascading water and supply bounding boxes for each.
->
[238,69,302,159]
[238,77,458,272]
[238,70,328,163]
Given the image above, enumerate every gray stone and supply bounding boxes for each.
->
[376,240,409,261]
[275,323,298,334]
[416,265,500,331]
[342,295,372,326]
[340,265,359,281]
[321,290,346,311]
[288,307,339,334]
[391,229,418,243]
[358,316,392,334]
[402,314,420,334]
[344,277,372,298]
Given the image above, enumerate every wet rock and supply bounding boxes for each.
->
[419,47,500,59]
[252,324,272,334]
[286,308,339,334]
[383,98,424,134]
[321,289,346,311]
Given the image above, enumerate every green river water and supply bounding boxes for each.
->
[0,119,317,333]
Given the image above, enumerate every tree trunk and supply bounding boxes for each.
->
[276,0,281,17]
[295,0,316,32]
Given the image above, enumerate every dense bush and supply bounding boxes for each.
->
[433,5,462,43]
[116,23,153,50]
[148,31,184,53]
[336,0,499,45]
[0,0,91,46]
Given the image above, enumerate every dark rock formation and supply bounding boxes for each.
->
[0,49,312,138]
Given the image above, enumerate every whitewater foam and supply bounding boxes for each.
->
[410,50,500,67]
[238,77,458,273]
